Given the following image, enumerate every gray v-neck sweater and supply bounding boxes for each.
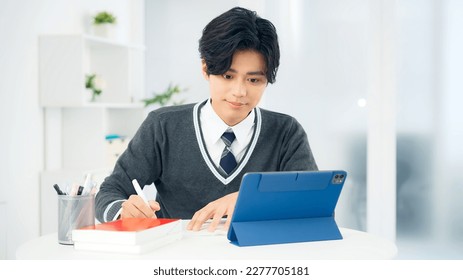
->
[95,100,318,222]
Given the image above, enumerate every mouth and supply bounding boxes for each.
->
[227,100,246,108]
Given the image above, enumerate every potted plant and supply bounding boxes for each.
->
[92,11,117,38]
[142,84,188,108]
[85,74,104,102]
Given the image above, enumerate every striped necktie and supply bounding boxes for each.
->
[220,130,237,174]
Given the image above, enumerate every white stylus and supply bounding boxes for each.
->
[132,179,149,205]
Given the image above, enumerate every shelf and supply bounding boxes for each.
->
[40,33,147,172]
[82,34,145,50]
[38,2,146,236]
[44,107,145,171]
[44,101,146,109]
[39,34,145,107]
[83,102,145,108]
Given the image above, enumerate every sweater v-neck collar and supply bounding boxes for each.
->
[193,100,262,185]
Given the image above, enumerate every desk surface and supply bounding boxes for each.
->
[16,224,398,260]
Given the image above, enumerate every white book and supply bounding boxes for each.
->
[73,231,183,254]
[71,218,182,246]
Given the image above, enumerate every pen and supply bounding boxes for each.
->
[132,179,149,205]
[81,173,92,195]
[53,184,65,195]
[70,183,79,196]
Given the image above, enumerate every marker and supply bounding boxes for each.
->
[77,186,84,195]
[132,179,149,205]
[53,184,64,195]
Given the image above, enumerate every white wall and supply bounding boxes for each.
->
[262,0,373,232]
[145,0,240,104]
[433,0,463,243]
[0,0,144,259]
[395,0,438,241]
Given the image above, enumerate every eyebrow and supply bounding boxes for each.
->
[228,68,266,76]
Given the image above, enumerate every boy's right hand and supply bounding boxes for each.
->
[120,195,160,219]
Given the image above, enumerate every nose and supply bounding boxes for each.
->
[232,80,247,97]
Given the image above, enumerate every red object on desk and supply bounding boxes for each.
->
[80,217,178,232]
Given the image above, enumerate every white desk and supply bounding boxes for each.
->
[16,226,397,260]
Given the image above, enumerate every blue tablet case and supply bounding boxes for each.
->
[227,170,347,246]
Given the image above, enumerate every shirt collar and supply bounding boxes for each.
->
[201,99,255,145]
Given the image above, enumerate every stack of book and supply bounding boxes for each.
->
[71,217,183,254]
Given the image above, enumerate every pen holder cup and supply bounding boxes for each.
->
[58,194,95,245]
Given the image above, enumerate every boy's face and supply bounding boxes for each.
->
[202,50,268,126]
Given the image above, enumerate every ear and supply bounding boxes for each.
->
[201,60,209,80]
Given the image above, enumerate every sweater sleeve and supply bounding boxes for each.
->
[95,111,162,222]
[279,117,318,171]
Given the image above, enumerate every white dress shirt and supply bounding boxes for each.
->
[200,99,255,168]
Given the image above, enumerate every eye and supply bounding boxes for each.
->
[223,74,233,80]
[248,78,260,84]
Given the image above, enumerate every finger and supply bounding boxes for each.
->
[223,214,232,230]
[207,216,221,232]
[124,196,154,218]
[130,195,155,218]
[149,200,161,211]
[121,201,139,218]
[187,210,208,230]
[186,212,199,230]
[122,205,153,218]
[208,207,226,232]
[149,201,160,219]
[138,204,155,218]
[189,208,213,231]
[189,212,206,231]
[224,205,235,229]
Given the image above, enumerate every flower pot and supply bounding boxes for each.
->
[92,23,116,39]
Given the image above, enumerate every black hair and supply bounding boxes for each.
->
[199,7,280,84]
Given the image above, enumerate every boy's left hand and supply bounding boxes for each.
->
[187,192,238,232]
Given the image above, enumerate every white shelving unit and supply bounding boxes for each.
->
[39,34,147,234]
[39,34,145,106]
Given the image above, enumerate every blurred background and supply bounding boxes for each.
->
[0,0,462,259]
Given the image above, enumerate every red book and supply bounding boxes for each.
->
[72,218,182,246]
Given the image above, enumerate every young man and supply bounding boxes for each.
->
[95,7,318,232]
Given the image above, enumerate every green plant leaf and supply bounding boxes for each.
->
[94,11,116,24]
[85,73,103,101]
[85,74,96,89]
[143,84,188,107]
